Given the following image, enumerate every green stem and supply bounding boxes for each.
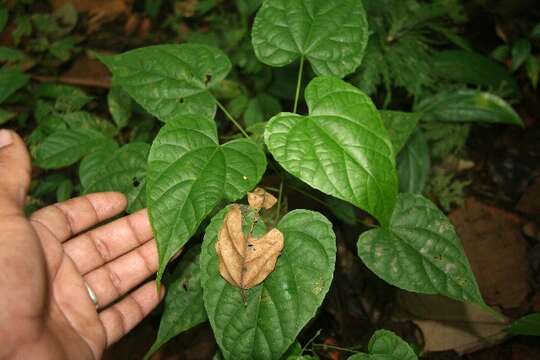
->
[312,343,360,354]
[301,329,322,354]
[293,56,305,114]
[274,180,284,224]
[215,98,250,138]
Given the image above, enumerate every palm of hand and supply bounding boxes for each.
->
[0,133,162,360]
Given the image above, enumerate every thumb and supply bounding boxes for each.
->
[0,129,31,215]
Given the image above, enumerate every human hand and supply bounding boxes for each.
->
[0,130,164,360]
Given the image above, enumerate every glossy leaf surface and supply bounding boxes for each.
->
[80,143,150,213]
[265,76,397,226]
[201,207,336,360]
[397,129,430,194]
[348,330,417,360]
[144,245,207,359]
[418,90,523,126]
[100,44,231,122]
[357,193,485,306]
[380,111,421,154]
[252,0,368,78]
[148,115,266,282]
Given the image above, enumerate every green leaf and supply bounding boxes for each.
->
[244,93,282,127]
[13,16,31,46]
[511,39,531,72]
[491,45,510,62]
[526,56,539,89]
[432,50,517,93]
[0,7,7,33]
[34,128,116,169]
[144,245,207,359]
[0,108,16,125]
[56,178,73,202]
[380,111,421,154]
[80,143,150,213]
[417,89,523,126]
[251,0,368,78]
[49,36,76,62]
[99,44,231,122]
[201,207,336,360]
[62,111,117,137]
[348,330,417,360]
[147,115,267,283]
[531,22,540,39]
[0,67,29,104]
[357,193,485,306]
[0,47,28,63]
[265,76,397,226]
[397,129,430,194]
[108,87,132,129]
[506,313,540,337]
[326,196,357,225]
[35,84,92,112]
[32,173,69,197]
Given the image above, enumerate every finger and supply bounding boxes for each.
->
[30,192,127,243]
[99,281,165,346]
[64,209,153,274]
[0,130,31,217]
[84,240,158,308]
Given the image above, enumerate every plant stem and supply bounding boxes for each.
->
[215,98,250,138]
[293,56,305,114]
[312,343,360,354]
[301,329,322,354]
[274,180,284,224]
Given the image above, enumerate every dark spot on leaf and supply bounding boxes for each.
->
[179,97,184,104]
[204,74,212,85]
[132,177,140,187]
[182,281,188,291]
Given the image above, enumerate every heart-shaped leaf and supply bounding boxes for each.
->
[357,193,485,306]
[251,0,368,78]
[201,207,336,360]
[35,128,116,169]
[417,89,523,126]
[148,115,267,283]
[80,143,150,213]
[99,44,231,122]
[144,245,207,359]
[265,76,397,226]
[397,129,430,194]
[348,330,417,360]
[380,111,421,154]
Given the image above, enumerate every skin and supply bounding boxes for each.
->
[0,129,164,360]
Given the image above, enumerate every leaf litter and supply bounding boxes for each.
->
[215,188,283,300]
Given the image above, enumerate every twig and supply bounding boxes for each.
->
[31,74,111,88]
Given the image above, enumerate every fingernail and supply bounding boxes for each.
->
[0,130,13,149]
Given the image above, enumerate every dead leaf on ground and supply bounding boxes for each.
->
[215,205,284,290]
[395,292,508,354]
[247,187,277,210]
[449,197,530,310]
[49,0,130,33]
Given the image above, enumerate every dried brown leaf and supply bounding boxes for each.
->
[215,205,284,289]
[247,187,277,210]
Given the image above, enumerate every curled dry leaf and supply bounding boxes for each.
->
[215,205,284,290]
[247,187,277,210]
